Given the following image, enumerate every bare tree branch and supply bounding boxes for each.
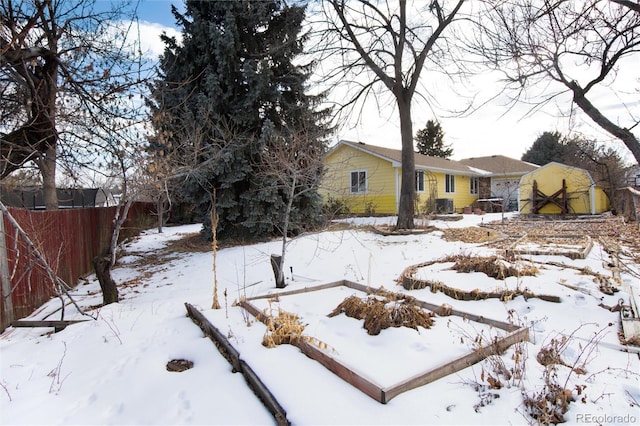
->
[472,0,640,163]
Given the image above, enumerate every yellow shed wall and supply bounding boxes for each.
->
[519,163,610,214]
[593,187,610,213]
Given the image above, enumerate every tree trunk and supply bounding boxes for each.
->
[0,209,14,325]
[93,253,119,305]
[396,96,415,230]
[157,195,164,233]
[272,177,296,289]
[39,145,58,210]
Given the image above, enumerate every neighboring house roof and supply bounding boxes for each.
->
[337,140,484,176]
[459,155,539,176]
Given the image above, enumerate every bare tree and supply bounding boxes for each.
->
[256,123,326,288]
[91,123,145,305]
[0,0,150,208]
[474,0,640,163]
[564,137,630,210]
[314,0,467,229]
[148,92,253,305]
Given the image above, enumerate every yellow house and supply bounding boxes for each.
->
[459,155,539,211]
[518,162,610,214]
[320,140,488,214]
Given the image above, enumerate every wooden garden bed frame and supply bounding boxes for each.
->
[240,279,530,404]
[504,235,593,260]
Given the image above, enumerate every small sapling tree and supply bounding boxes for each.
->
[257,123,326,288]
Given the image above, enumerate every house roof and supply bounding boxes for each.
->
[458,155,539,176]
[338,140,483,176]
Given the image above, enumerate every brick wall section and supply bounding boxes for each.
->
[1,204,153,330]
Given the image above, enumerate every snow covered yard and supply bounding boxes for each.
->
[1,214,639,425]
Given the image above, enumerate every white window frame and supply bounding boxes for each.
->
[445,174,455,194]
[350,170,367,194]
[470,177,479,195]
[415,170,425,192]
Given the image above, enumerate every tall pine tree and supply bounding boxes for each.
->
[521,131,566,165]
[149,0,329,241]
[415,120,453,158]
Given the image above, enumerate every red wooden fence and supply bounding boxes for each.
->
[1,203,153,330]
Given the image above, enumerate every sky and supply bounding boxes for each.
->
[131,0,638,163]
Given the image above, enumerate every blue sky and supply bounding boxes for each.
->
[134,0,183,27]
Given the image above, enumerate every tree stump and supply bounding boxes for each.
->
[270,254,286,288]
[93,254,119,304]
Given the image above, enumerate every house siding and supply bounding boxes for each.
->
[321,144,397,214]
[426,171,477,212]
[321,142,491,214]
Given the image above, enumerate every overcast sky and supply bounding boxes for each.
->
[133,0,638,164]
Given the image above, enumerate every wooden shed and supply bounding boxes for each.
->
[518,162,610,215]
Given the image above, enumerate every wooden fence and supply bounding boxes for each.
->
[0,203,153,331]
[615,186,640,223]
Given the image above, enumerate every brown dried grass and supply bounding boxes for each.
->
[262,307,306,347]
[444,254,538,279]
[328,293,434,335]
[441,227,503,243]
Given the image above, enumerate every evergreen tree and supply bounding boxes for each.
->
[149,0,329,241]
[521,131,567,165]
[415,120,453,158]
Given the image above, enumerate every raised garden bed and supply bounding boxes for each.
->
[504,235,593,260]
[398,256,561,303]
[239,280,529,404]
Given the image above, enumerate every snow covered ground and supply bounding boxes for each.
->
[1,213,639,425]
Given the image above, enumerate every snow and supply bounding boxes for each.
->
[2,214,640,425]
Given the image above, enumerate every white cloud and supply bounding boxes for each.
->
[136,21,182,59]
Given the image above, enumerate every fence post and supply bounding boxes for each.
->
[0,209,14,325]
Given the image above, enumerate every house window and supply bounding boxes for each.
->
[470,177,478,195]
[445,174,455,193]
[415,171,425,192]
[350,170,367,193]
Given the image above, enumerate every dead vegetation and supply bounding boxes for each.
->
[523,328,604,424]
[479,215,640,262]
[165,232,211,253]
[260,303,333,352]
[446,254,538,279]
[441,227,504,243]
[166,359,194,372]
[370,224,435,236]
[328,293,434,335]
[541,261,620,295]
[262,306,306,347]
[399,255,559,303]
[483,216,626,238]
